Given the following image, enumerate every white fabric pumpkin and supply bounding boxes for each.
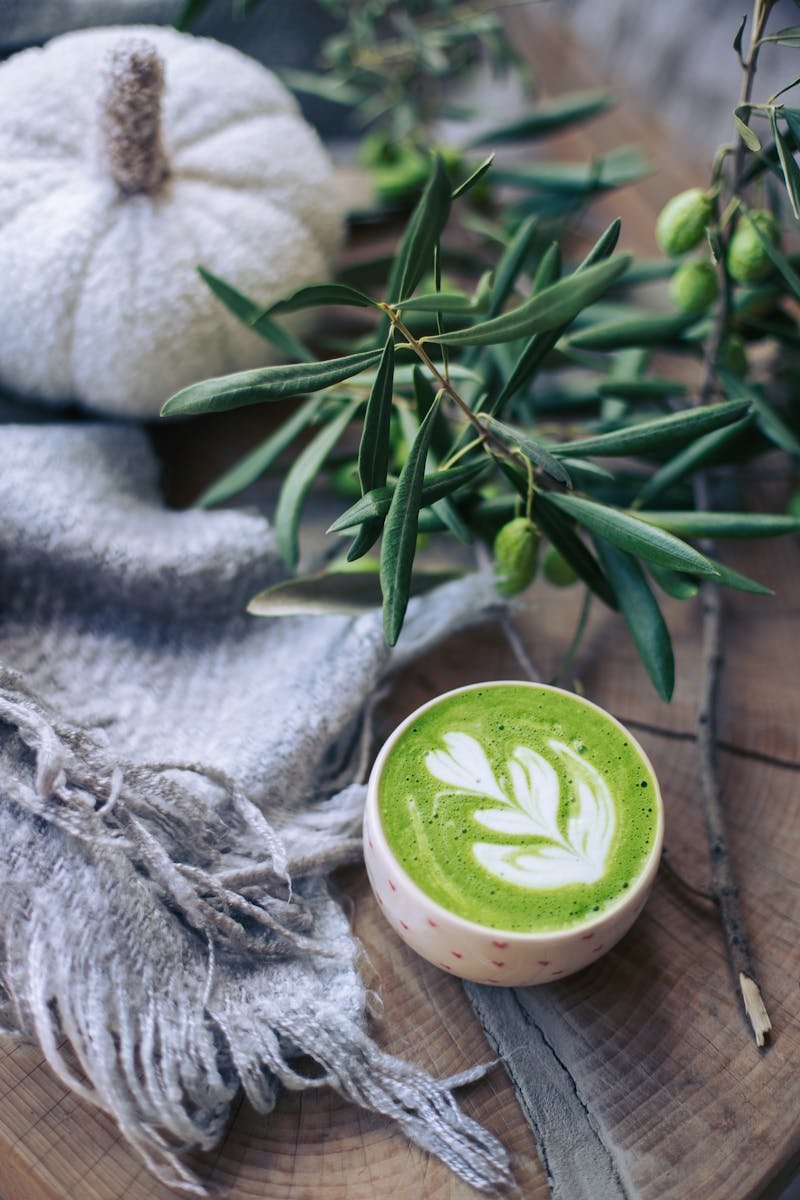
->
[0,25,343,417]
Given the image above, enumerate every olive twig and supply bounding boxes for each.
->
[688,0,774,1047]
[692,481,772,1047]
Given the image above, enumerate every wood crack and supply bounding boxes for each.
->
[463,982,630,1200]
[615,715,800,775]
[511,992,631,1200]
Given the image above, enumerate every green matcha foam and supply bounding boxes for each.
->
[377,684,659,933]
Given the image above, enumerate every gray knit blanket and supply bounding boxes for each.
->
[0,421,510,1194]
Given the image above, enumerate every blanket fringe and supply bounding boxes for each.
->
[210,1004,513,1195]
[0,667,512,1195]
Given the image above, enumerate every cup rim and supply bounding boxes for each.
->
[366,679,664,942]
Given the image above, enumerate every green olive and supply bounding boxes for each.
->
[542,545,579,588]
[493,517,540,596]
[670,260,719,314]
[727,210,780,283]
[655,188,712,257]
[718,334,748,378]
[358,132,396,169]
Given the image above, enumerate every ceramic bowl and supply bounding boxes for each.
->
[363,681,663,986]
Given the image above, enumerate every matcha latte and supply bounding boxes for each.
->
[376,683,659,934]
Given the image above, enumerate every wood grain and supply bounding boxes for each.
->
[3,13,799,1200]
[1,513,797,1200]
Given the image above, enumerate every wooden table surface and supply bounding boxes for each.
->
[1,531,798,1200]
[1,12,798,1200]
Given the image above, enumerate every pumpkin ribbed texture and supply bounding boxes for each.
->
[0,25,343,417]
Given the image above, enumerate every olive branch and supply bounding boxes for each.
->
[162,167,795,665]
[164,0,800,1044]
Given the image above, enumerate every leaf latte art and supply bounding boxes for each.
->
[377,685,659,932]
[425,732,615,888]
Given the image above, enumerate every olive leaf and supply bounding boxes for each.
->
[634,414,753,508]
[423,254,631,348]
[196,395,321,509]
[484,215,539,318]
[278,67,366,107]
[758,24,800,46]
[412,362,436,422]
[162,349,383,416]
[719,370,800,457]
[770,108,800,219]
[386,155,452,303]
[581,218,625,264]
[550,399,750,459]
[532,494,618,609]
[617,259,675,285]
[471,269,495,310]
[532,242,562,290]
[265,282,378,316]
[768,74,800,107]
[547,493,721,578]
[198,267,313,362]
[248,564,461,617]
[566,312,699,351]
[752,394,800,456]
[557,458,615,487]
[451,153,495,199]
[275,399,361,569]
[689,557,772,596]
[493,147,650,194]
[397,291,482,314]
[346,522,383,564]
[397,402,472,544]
[479,415,572,486]
[594,540,675,702]
[468,89,615,147]
[633,510,800,538]
[381,394,442,644]
[739,206,800,299]
[647,563,700,600]
[734,108,762,153]
[328,460,490,532]
[358,332,395,492]
[597,377,688,401]
[784,108,800,149]
[733,13,748,64]
[494,218,622,408]
[412,365,451,461]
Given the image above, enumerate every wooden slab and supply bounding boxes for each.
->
[3,13,799,1200]
[2,529,798,1199]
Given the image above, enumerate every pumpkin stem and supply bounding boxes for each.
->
[101,39,170,196]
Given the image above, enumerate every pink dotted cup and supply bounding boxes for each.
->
[364,681,663,986]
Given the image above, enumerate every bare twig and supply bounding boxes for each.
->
[689,1,774,1047]
[501,611,542,684]
[695,563,773,1045]
[692,477,772,1046]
